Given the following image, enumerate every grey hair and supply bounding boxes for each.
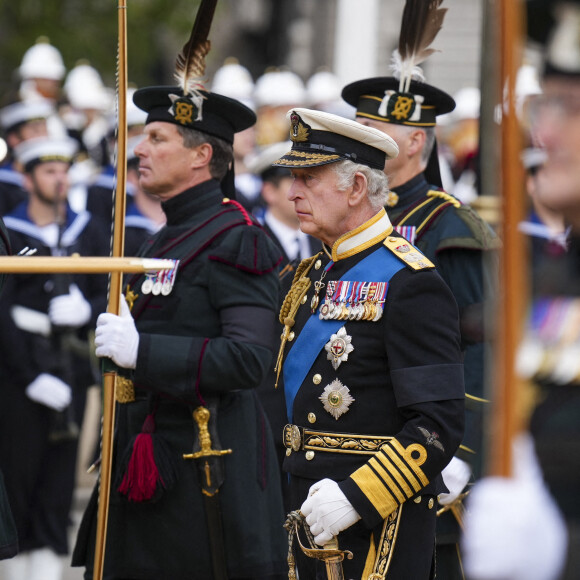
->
[332,160,390,211]
[176,125,234,180]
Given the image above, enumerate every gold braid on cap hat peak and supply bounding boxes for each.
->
[274,253,321,388]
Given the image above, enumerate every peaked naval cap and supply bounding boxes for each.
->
[342,77,455,127]
[272,107,398,170]
[133,86,256,145]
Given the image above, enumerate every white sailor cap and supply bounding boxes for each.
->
[272,108,398,169]
[14,136,78,172]
[0,99,54,134]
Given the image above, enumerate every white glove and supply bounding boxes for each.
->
[94,295,139,369]
[300,478,361,546]
[462,434,568,580]
[438,456,472,505]
[49,283,92,328]
[25,373,72,411]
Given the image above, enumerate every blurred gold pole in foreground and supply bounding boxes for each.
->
[489,0,527,477]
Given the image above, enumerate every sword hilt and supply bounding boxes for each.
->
[182,406,232,461]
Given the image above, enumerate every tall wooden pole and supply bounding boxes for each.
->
[92,1,128,577]
[489,0,527,477]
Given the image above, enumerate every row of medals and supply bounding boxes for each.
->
[319,299,384,322]
[141,261,179,296]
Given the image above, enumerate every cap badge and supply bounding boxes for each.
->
[378,91,424,123]
[290,112,310,142]
[168,94,204,125]
[319,379,355,420]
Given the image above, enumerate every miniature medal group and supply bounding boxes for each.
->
[141,260,180,296]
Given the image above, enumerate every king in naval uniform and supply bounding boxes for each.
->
[273,108,465,579]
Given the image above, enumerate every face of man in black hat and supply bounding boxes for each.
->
[134,121,213,201]
[531,76,580,226]
[288,164,372,247]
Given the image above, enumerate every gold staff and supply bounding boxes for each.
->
[92,0,129,577]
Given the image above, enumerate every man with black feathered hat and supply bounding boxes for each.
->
[341,2,500,577]
[71,3,288,578]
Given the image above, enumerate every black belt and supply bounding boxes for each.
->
[283,424,392,456]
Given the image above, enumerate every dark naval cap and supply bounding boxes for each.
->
[133,86,256,144]
[341,77,455,127]
[272,107,398,170]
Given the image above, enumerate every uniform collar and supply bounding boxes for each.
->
[331,208,393,261]
[161,179,223,226]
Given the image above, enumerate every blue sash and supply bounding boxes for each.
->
[283,246,405,421]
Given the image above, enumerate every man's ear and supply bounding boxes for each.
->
[191,142,213,168]
[348,172,368,207]
[407,129,426,157]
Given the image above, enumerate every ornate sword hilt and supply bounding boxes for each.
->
[183,406,232,497]
[183,406,233,460]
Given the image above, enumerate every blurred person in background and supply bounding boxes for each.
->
[462,1,580,578]
[0,135,108,580]
[0,99,53,215]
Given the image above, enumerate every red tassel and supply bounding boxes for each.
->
[117,413,161,502]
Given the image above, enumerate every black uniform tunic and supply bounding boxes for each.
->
[73,179,288,579]
[0,203,108,555]
[279,209,464,579]
[388,174,499,577]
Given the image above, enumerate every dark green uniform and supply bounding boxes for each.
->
[73,180,288,579]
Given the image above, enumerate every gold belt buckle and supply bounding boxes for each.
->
[284,424,303,451]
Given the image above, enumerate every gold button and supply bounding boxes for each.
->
[307,413,316,424]
[312,374,322,385]
[413,496,422,504]
[286,448,291,456]
[305,451,315,460]
[428,498,434,509]
[314,259,322,270]
[301,295,308,304]
[288,331,295,341]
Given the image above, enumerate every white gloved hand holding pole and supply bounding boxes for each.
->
[25,373,72,411]
[462,433,568,580]
[438,456,472,505]
[94,295,139,369]
[48,283,92,328]
[300,478,361,546]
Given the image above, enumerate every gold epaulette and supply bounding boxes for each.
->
[426,190,462,208]
[383,236,434,270]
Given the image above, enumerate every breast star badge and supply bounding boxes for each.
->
[324,326,354,370]
[319,379,355,420]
